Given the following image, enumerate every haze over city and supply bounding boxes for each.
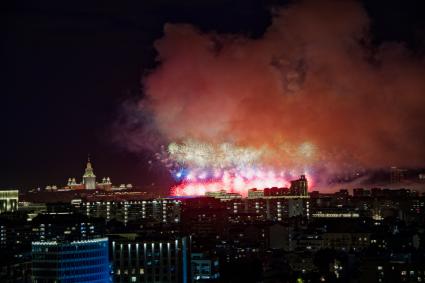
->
[3,0,425,194]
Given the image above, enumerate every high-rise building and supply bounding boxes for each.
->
[0,190,18,214]
[290,175,308,196]
[110,234,189,283]
[0,212,32,283]
[31,211,105,242]
[64,158,120,191]
[32,238,110,283]
[0,212,32,251]
[83,157,97,190]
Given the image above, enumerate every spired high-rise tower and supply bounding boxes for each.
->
[289,175,308,196]
[83,157,96,190]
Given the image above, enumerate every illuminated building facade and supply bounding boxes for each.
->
[247,188,264,199]
[32,238,110,283]
[0,190,18,214]
[224,198,308,222]
[31,211,105,242]
[246,175,309,200]
[205,190,242,201]
[83,158,96,190]
[64,158,121,191]
[111,234,189,283]
[321,232,371,251]
[74,199,181,225]
[246,198,306,220]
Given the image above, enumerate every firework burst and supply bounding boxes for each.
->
[159,139,316,196]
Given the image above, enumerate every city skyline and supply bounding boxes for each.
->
[7,155,425,196]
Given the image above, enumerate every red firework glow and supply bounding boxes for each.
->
[171,171,312,197]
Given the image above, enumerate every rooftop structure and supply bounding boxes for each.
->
[205,190,242,201]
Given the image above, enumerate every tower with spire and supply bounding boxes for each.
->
[83,156,96,190]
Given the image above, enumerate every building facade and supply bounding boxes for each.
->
[111,235,189,283]
[31,211,104,242]
[32,238,110,283]
[0,190,18,214]
[74,199,181,225]
[290,175,308,196]
[83,158,96,190]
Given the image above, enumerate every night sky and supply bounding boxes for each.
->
[2,0,425,191]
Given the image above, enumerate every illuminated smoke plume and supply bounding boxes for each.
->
[121,0,425,194]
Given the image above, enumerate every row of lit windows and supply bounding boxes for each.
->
[33,243,107,251]
[33,259,107,269]
[115,267,176,274]
[33,251,107,260]
[115,248,178,256]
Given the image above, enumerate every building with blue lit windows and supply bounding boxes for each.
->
[32,237,110,283]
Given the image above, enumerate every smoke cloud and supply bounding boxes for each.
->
[122,0,425,178]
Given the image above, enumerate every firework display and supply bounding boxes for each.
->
[171,168,309,196]
[158,139,314,196]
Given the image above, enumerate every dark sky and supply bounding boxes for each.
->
[2,0,425,191]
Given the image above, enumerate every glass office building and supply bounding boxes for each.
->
[32,237,110,283]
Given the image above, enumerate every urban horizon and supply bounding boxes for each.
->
[6,156,425,196]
